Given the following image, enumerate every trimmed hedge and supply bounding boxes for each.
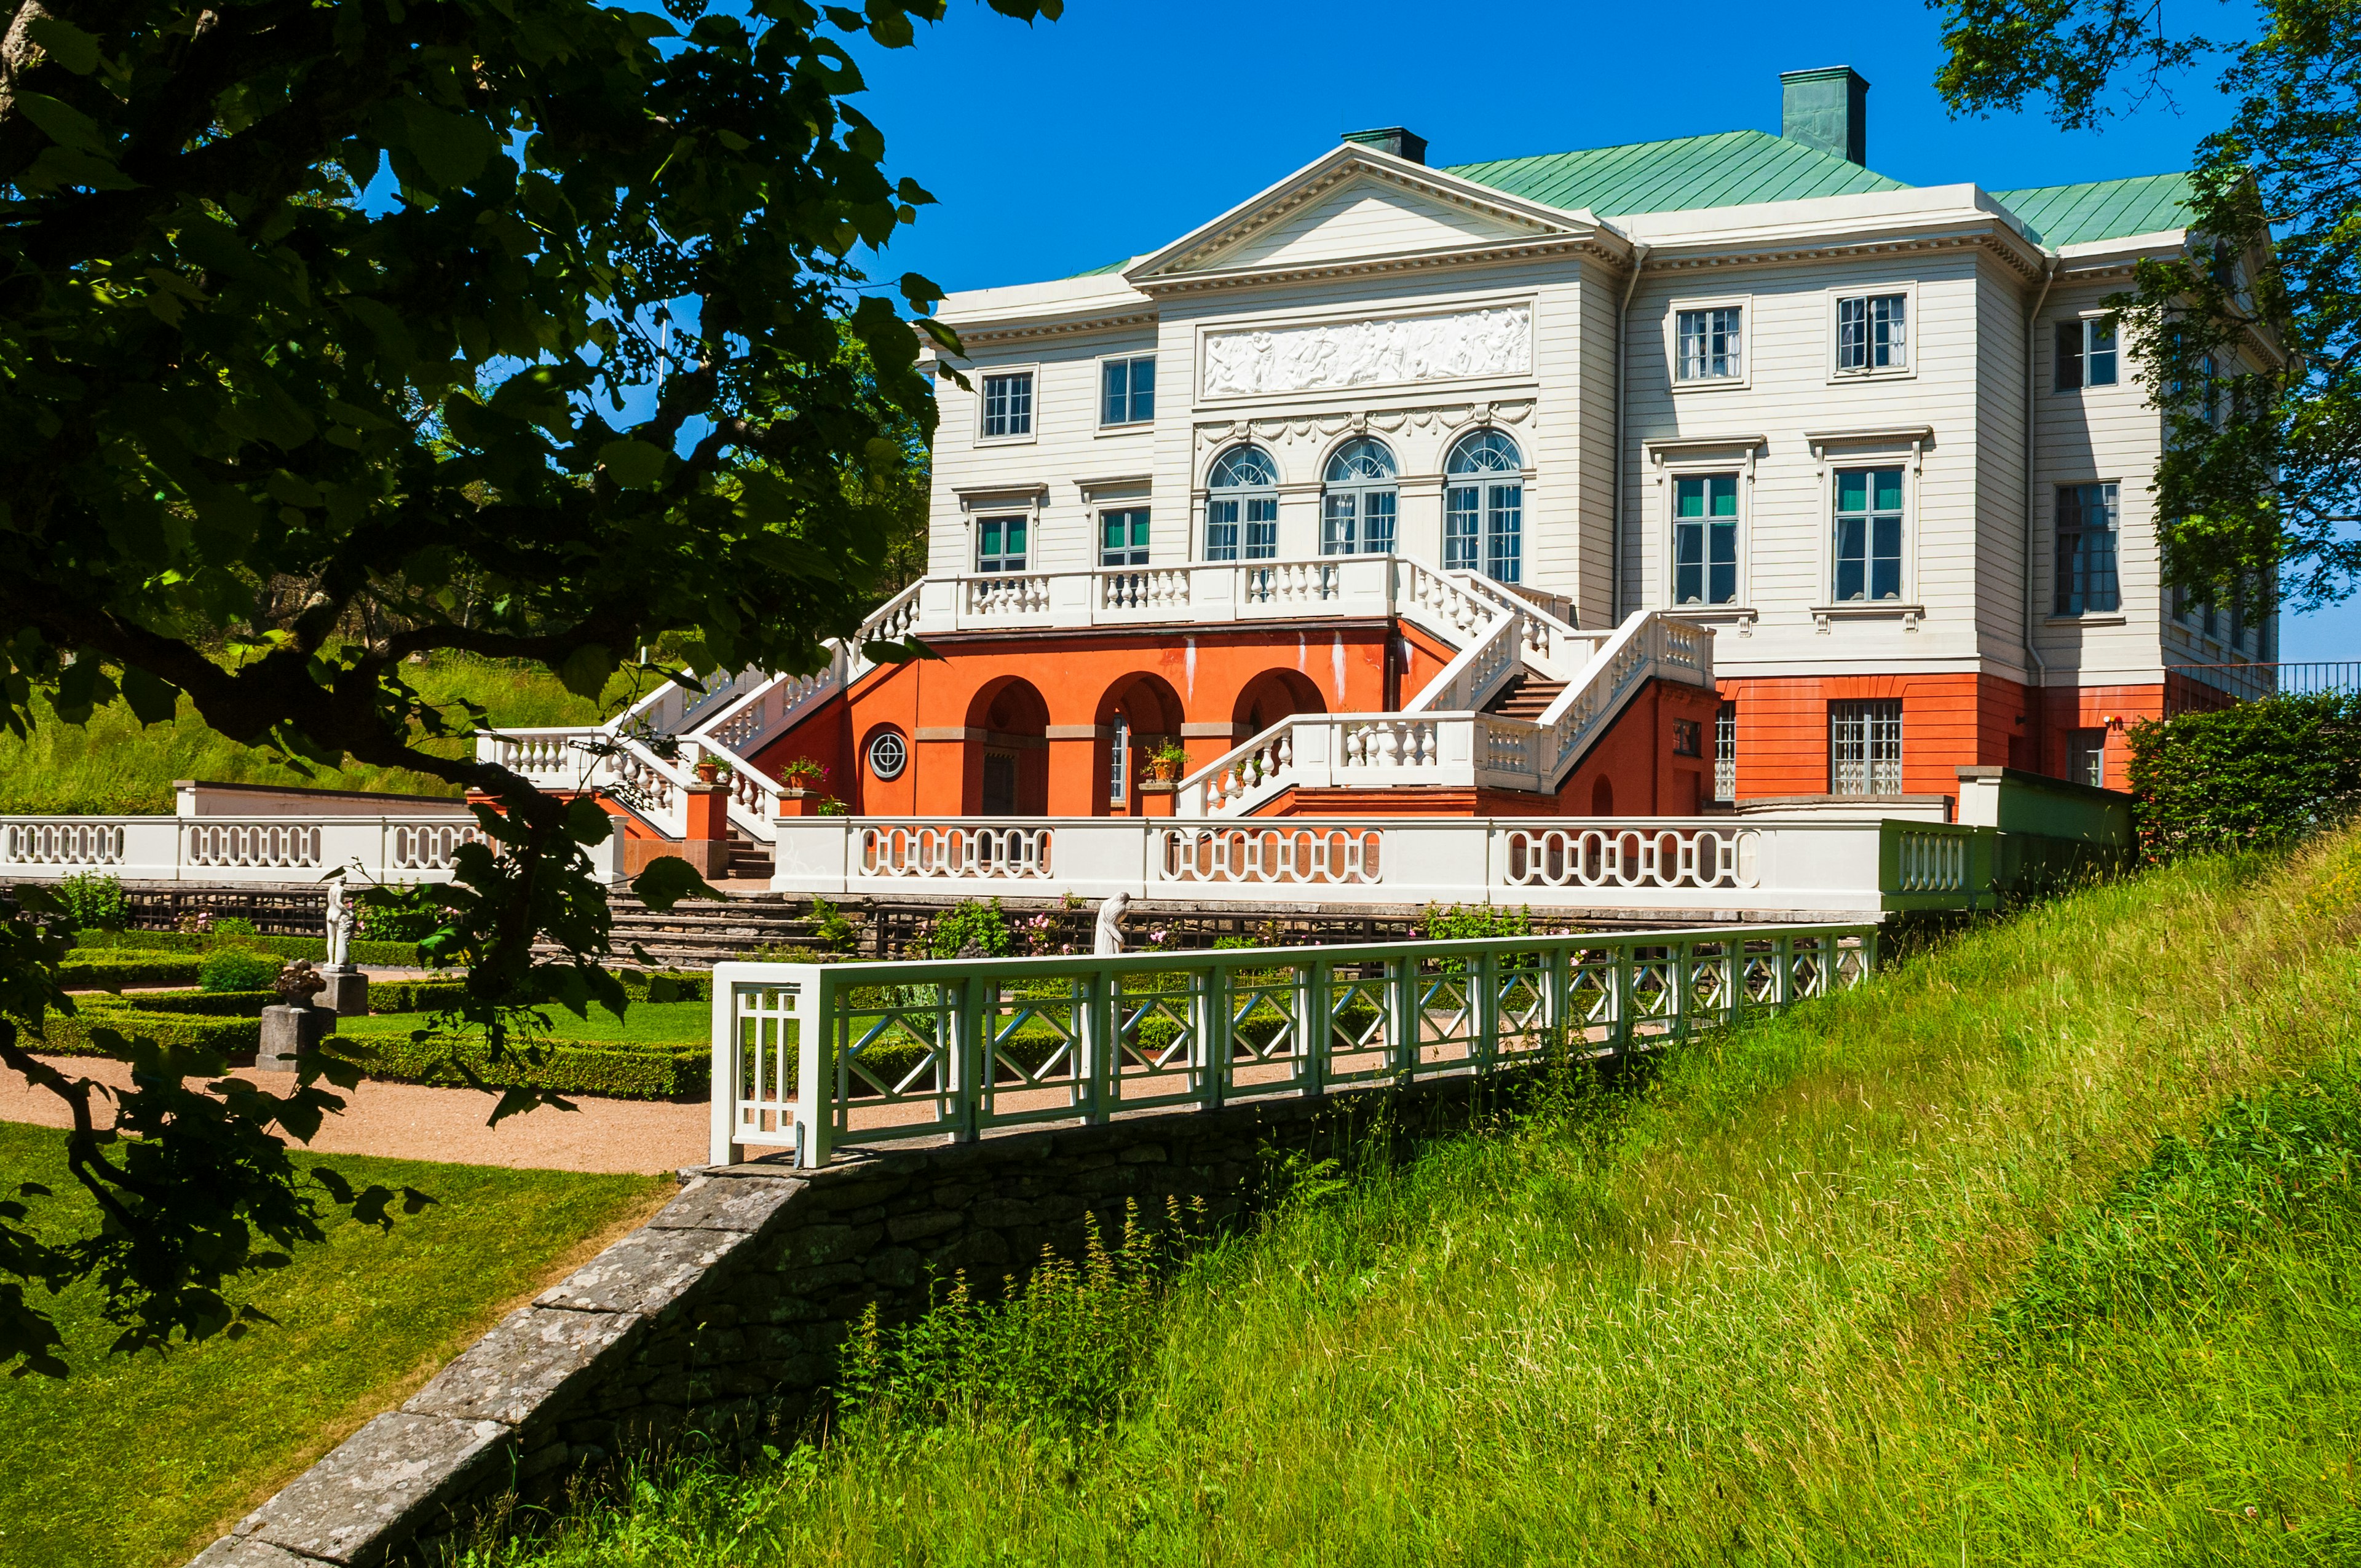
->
[68,930,430,966]
[103,989,275,1018]
[28,1005,261,1060]
[2128,693,2361,861]
[59,951,203,990]
[326,1031,705,1100]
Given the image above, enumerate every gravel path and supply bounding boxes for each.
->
[0,1055,708,1174]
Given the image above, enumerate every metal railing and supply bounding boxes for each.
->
[2165,661,2361,714]
[711,922,1879,1167]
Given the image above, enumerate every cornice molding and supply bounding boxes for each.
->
[1134,237,1622,297]
[1140,160,1594,280]
[949,307,1160,349]
[1638,227,2047,283]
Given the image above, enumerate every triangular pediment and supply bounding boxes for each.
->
[1128,145,1613,287]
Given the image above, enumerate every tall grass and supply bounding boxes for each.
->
[465,835,2361,1566]
[0,656,647,814]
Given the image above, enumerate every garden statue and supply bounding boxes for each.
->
[1094,891,1129,956]
[316,872,370,1018]
[258,961,331,1073]
[323,873,354,971]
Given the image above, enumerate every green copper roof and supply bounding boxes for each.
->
[1988,173,2193,247]
[1066,256,1135,277]
[1446,130,1908,218]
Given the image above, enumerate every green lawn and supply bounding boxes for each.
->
[333,997,711,1046]
[461,833,2361,1567]
[0,1127,666,1568]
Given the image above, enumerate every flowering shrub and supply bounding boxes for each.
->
[781,757,828,787]
[57,872,127,932]
[924,899,1014,959]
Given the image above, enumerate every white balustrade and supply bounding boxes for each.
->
[859,824,1054,879]
[773,813,1991,916]
[0,814,561,885]
[1157,825,1382,884]
[712,920,1882,1167]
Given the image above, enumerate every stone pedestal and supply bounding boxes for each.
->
[320,967,370,1017]
[257,1004,333,1072]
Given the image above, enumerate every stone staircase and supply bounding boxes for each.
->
[588,889,821,968]
[725,827,774,881]
[1483,669,1568,722]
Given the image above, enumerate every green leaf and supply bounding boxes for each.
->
[597,439,669,490]
[631,855,726,912]
[555,643,615,700]
[398,100,497,191]
[564,795,615,846]
[120,666,181,727]
[25,17,101,74]
[14,92,111,153]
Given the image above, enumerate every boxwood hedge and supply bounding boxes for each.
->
[325,1032,706,1100]
[2129,692,2361,860]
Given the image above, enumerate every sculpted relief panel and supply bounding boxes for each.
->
[1200,304,1532,400]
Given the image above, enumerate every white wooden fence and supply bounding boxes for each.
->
[710,921,1879,1167]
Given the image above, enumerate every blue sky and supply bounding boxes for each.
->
[834,0,2351,658]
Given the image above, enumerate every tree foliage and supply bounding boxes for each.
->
[2126,693,2361,859]
[0,0,1053,1373]
[1932,0,2361,608]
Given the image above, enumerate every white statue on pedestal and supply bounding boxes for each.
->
[1093,891,1129,956]
[324,873,355,971]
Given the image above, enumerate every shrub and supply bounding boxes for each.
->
[357,883,449,944]
[814,795,850,816]
[57,872,126,932]
[2127,693,2361,861]
[328,1031,706,1099]
[211,916,258,937]
[925,898,1013,959]
[1415,902,1534,941]
[69,929,432,967]
[58,951,202,990]
[200,946,284,994]
[807,897,860,956]
[29,1005,261,1060]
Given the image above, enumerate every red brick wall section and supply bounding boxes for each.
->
[2038,683,2164,790]
[1719,672,2040,800]
[1552,678,1722,817]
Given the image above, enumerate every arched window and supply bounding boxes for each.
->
[1445,430,1524,583]
[1321,438,1398,556]
[1205,445,1278,562]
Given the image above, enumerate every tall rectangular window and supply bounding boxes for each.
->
[2067,727,2106,789]
[2055,318,2119,391]
[1447,483,1522,581]
[1109,714,1130,803]
[1836,293,1908,371]
[1714,700,1736,803]
[1829,699,1903,796]
[2054,482,2121,615]
[981,371,1034,438]
[1832,467,1904,602]
[1099,356,1155,425]
[1099,508,1150,567]
[1673,473,1739,605]
[975,514,1027,573]
[1675,307,1744,382]
[1205,497,1276,562]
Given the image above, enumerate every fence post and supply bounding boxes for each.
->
[1303,955,1332,1098]
[949,971,981,1143]
[1390,950,1420,1084]
[794,968,832,1169]
[1612,940,1634,1054]
[1473,944,1500,1076]
[1203,956,1232,1111]
[1081,964,1112,1125]
[708,967,741,1168]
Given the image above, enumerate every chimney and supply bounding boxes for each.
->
[1779,66,1869,165]
[1342,126,1428,166]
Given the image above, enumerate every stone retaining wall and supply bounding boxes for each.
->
[191,1076,1505,1567]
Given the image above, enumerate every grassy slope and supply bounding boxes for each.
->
[0,1129,666,1568]
[473,835,2361,1566]
[0,656,651,815]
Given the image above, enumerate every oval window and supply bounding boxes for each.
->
[866,729,908,781]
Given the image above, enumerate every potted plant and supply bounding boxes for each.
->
[1144,743,1191,784]
[692,755,721,784]
[776,758,831,817]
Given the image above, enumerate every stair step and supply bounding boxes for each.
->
[1484,671,1567,722]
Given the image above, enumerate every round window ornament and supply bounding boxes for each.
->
[867,730,908,781]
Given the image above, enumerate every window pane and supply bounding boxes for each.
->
[1872,468,1903,512]
[1322,492,1356,556]
[2055,321,2083,390]
[1709,475,1738,516]
[1445,485,1480,572]
[1364,490,1396,553]
[1206,498,1238,561]
[1837,469,1867,513]
[1675,476,1706,518]
[2088,319,2118,385]
[1130,357,1155,422]
[1102,361,1127,425]
[1487,483,1522,583]
[1837,296,1865,370]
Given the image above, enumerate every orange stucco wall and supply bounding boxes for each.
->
[751,624,1406,817]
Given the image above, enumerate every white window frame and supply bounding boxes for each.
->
[1096,352,1157,430]
[1667,294,1752,392]
[1805,429,1928,627]
[2052,479,2122,618]
[976,363,1039,444]
[1660,462,1750,611]
[973,512,1031,574]
[1827,284,1917,382]
[2054,315,2120,393]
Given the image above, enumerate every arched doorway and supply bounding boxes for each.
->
[1230,668,1326,741]
[963,677,1050,816]
[1096,673,1186,814]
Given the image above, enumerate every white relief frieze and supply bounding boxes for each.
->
[1200,304,1533,399]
